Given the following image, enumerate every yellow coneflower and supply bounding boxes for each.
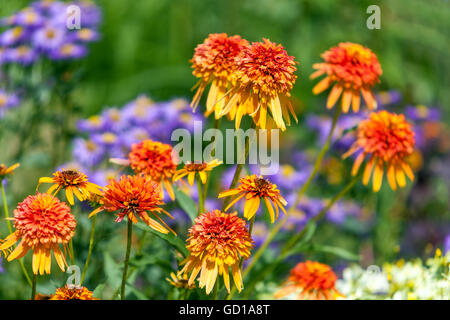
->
[218,175,287,223]
[179,210,254,294]
[0,163,20,179]
[37,169,102,205]
[0,193,76,275]
[173,159,222,186]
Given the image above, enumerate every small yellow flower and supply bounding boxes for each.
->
[166,272,196,290]
[173,159,222,186]
[37,169,102,205]
[218,175,287,223]
[0,163,20,179]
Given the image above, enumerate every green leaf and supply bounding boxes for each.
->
[103,252,122,288]
[93,283,106,298]
[126,284,149,300]
[134,222,188,258]
[281,221,317,259]
[174,186,197,223]
[312,244,360,261]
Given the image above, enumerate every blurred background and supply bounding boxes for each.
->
[0,0,449,299]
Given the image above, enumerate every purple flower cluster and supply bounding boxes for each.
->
[0,89,20,118]
[67,95,202,187]
[0,0,101,65]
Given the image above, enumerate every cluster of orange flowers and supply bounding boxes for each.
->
[0,34,418,301]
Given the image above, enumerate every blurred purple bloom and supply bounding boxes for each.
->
[0,26,27,46]
[327,200,362,225]
[14,7,44,27]
[77,115,104,133]
[72,138,105,167]
[89,168,120,187]
[32,24,66,51]
[74,28,99,42]
[49,42,87,60]
[375,90,402,107]
[444,235,450,254]
[405,105,441,122]
[0,90,20,117]
[5,46,38,65]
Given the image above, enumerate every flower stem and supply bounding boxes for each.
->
[30,273,37,300]
[80,214,96,286]
[228,107,341,299]
[221,122,256,211]
[69,238,75,265]
[121,218,133,300]
[203,118,221,200]
[197,175,204,215]
[1,182,32,287]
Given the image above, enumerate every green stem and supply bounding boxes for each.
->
[121,219,133,300]
[197,175,204,215]
[281,173,361,255]
[69,238,75,265]
[227,107,341,300]
[30,273,37,300]
[1,182,32,287]
[80,214,96,285]
[203,118,221,200]
[221,122,255,211]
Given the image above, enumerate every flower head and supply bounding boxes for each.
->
[0,193,76,275]
[179,210,254,294]
[89,174,174,234]
[343,111,415,192]
[128,139,178,200]
[219,175,287,223]
[166,272,196,290]
[190,33,249,118]
[173,159,222,186]
[50,285,98,300]
[0,163,19,179]
[312,42,382,112]
[38,169,102,205]
[220,38,298,131]
[275,261,341,300]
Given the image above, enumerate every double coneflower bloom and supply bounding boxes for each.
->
[219,175,287,223]
[89,174,174,234]
[220,39,298,131]
[343,110,415,192]
[179,210,254,294]
[128,139,178,200]
[49,286,98,300]
[173,159,222,186]
[0,193,76,275]
[190,33,249,118]
[37,169,102,205]
[311,42,382,112]
[275,261,341,300]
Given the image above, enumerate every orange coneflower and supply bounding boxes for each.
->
[0,193,76,275]
[311,42,382,113]
[0,163,20,179]
[49,285,98,300]
[275,261,341,300]
[37,169,102,205]
[218,175,287,223]
[220,38,298,131]
[89,174,174,234]
[343,111,415,192]
[173,159,222,186]
[190,33,249,118]
[179,210,254,294]
[128,139,178,200]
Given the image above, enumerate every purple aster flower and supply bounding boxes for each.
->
[405,105,441,122]
[120,127,151,151]
[444,235,450,254]
[91,131,125,157]
[5,46,39,65]
[0,90,20,118]
[121,95,158,126]
[73,28,99,42]
[14,7,44,27]
[0,26,28,46]
[375,90,402,107]
[32,23,66,52]
[77,115,104,133]
[99,107,128,133]
[76,0,102,28]
[327,200,362,225]
[72,138,105,167]
[89,168,120,187]
[49,42,86,60]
